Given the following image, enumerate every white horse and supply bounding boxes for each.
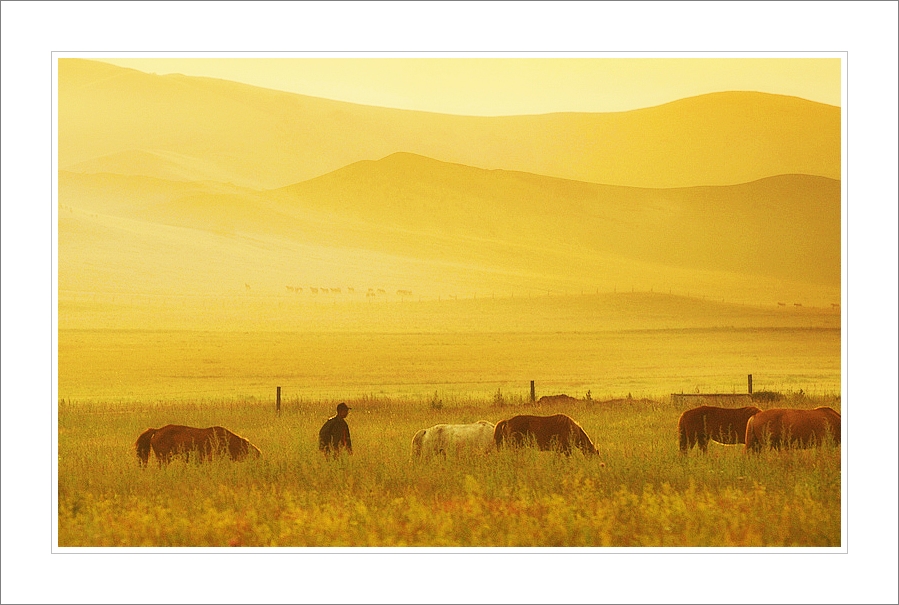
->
[411,421,496,458]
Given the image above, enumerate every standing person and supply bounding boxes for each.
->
[319,402,353,457]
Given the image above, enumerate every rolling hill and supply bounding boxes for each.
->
[59,153,840,313]
[57,59,842,332]
[272,153,840,286]
[59,59,840,189]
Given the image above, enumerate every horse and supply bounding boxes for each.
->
[411,421,495,458]
[135,424,261,467]
[745,407,841,452]
[536,394,579,406]
[677,405,761,454]
[494,414,598,456]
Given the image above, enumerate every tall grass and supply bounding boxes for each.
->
[57,393,841,547]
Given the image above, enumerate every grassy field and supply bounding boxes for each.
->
[57,391,841,548]
[56,297,842,548]
[58,322,841,403]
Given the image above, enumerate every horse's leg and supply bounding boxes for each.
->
[698,434,709,453]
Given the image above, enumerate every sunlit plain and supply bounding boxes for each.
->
[56,58,842,548]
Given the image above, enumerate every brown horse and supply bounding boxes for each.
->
[745,407,841,452]
[536,394,579,406]
[677,405,761,454]
[135,424,261,467]
[494,414,598,456]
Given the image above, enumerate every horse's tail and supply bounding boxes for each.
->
[677,416,689,454]
[135,428,156,467]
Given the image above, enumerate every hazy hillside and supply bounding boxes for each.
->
[59,151,840,312]
[274,153,840,288]
[59,59,840,189]
[57,59,842,332]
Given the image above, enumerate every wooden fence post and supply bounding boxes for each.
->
[747,374,753,395]
[530,381,535,403]
[276,386,281,415]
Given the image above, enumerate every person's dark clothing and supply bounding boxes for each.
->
[319,415,352,455]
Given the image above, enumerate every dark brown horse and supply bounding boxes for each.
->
[135,424,261,467]
[745,407,841,452]
[536,394,579,406]
[677,405,761,454]
[494,414,598,456]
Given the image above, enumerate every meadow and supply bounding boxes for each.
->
[56,317,842,548]
[58,295,842,403]
[57,392,841,548]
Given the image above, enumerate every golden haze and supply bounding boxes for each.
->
[59,59,840,189]
[57,58,841,398]
[55,58,842,550]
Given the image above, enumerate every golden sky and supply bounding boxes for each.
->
[96,57,841,116]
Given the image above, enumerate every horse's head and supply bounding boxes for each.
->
[493,420,508,449]
[571,423,598,455]
[236,440,262,460]
[134,428,156,467]
[227,432,262,461]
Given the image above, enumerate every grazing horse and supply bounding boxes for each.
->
[677,405,761,454]
[135,424,261,467]
[494,414,597,456]
[411,421,495,458]
[745,407,841,452]
[536,394,579,406]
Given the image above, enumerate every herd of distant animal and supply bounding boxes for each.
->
[133,399,841,467]
[282,286,411,299]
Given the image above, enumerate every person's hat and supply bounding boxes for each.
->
[337,402,351,412]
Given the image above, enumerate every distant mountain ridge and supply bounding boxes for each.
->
[57,58,842,324]
[59,152,840,306]
[272,152,840,288]
[59,59,840,189]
